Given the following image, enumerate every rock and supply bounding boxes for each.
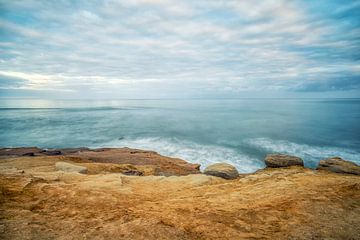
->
[66,148,201,176]
[81,162,149,175]
[1,150,360,239]
[57,147,90,154]
[0,147,43,157]
[22,152,35,156]
[204,163,239,179]
[155,174,226,187]
[55,161,87,174]
[317,157,360,175]
[123,170,143,176]
[1,147,201,176]
[265,154,304,168]
[42,150,62,155]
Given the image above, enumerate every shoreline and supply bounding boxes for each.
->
[0,147,359,239]
[1,146,359,175]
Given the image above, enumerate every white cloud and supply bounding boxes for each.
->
[0,0,359,98]
[0,19,43,38]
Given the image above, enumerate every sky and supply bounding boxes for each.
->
[0,0,359,99]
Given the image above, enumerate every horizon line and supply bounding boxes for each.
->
[0,97,360,101]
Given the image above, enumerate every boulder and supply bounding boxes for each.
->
[204,163,239,179]
[265,154,304,168]
[55,161,87,174]
[317,157,360,175]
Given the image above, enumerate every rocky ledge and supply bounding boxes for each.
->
[0,147,200,176]
[0,148,359,239]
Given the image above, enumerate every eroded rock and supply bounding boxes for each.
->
[1,151,360,239]
[204,163,239,179]
[0,147,200,176]
[42,150,62,155]
[317,157,360,175]
[265,154,304,168]
[55,161,87,174]
[0,147,43,157]
[69,148,201,176]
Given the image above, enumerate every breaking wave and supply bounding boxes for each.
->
[95,136,360,172]
[97,137,264,173]
[245,138,360,167]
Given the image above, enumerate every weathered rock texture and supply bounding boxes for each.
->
[55,161,88,174]
[0,147,43,157]
[203,163,239,179]
[317,157,360,175]
[265,154,304,168]
[0,154,359,239]
[0,147,200,176]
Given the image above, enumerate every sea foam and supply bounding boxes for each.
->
[245,138,360,167]
[97,137,264,173]
[96,136,360,172]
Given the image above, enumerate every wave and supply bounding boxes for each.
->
[245,138,360,167]
[96,137,264,173]
[95,136,360,172]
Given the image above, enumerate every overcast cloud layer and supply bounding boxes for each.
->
[0,0,359,98]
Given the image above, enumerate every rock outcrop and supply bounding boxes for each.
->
[0,155,359,240]
[68,148,201,176]
[317,157,360,175]
[204,163,239,179]
[55,161,88,174]
[265,154,304,168]
[0,147,43,157]
[0,147,201,176]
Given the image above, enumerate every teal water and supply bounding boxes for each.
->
[0,98,359,172]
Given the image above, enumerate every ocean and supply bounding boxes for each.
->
[0,98,359,173]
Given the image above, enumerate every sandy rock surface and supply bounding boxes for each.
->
[0,147,200,176]
[0,154,359,239]
[55,161,88,174]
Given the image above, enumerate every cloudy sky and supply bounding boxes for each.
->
[0,0,359,99]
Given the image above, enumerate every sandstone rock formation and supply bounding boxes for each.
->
[265,154,304,168]
[317,157,360,175]
[0,147,200,176]
[0,147,43,157]
[203,163,239,179]
[55,161,88,174]
[0,154,359,240]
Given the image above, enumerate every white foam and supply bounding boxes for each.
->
[96,137,264,173]
[94,137,359,172]
[245,138,360,166]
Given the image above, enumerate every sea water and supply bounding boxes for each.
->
[0,98,359,173]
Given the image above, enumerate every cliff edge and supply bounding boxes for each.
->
[0,148,359,239]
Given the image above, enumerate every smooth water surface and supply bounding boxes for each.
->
[0,98,359,172]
